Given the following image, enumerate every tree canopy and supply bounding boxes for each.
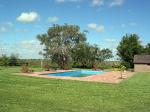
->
[37,24,86,69]
[144,43,150,54]
[72,43,112,68]
[37,24,113,69]
[117,34,143,68]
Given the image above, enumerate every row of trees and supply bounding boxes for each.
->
[2,25,148,69]
[37,24,113,69]
[0,54,19,66]
[117,34,150,68]
[72,43,112,68]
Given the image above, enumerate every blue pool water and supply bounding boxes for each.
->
[47,70,105,77]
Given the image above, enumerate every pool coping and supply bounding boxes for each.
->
[44,70,106,77]
[20,70,135,84]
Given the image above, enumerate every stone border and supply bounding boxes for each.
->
[20,70,135,84]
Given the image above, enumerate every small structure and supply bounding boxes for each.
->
[134,55,150,72]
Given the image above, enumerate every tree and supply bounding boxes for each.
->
[0,55,10,66]
[144,43,150,54]
[0,54,20,66]
[88,45,113,68]
[72,43,91,68]
[9,54,19,66]
[72,43,113,68]
[98,48,113,62]
[37,24,86,69]
[117,34,143,68]
[88,44,100,67]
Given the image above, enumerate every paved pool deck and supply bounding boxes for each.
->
[21,70,135,84]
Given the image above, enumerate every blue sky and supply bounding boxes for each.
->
[0,0,150,59]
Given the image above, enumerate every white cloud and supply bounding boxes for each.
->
[0,26,7,32]
[92,0,104,6]
[20,40,38,48]
[129,22,137,26]
[0,40,44,59]
[19,40,44,50]
[56,0,81,3]
[17,40,44,58]
[105,38,117,42]
[16,29,28,33]
[87,23,105,32]
[96,25,105,32]
[56,0,124,7]
[103,38,119,57]
[56,0,65,3]
[48,16,59,23]
[110,0,124,7]
[121,22,137,28]
[87,23,97,29]
[6,22,14,27]
[0,22,14,33]
[17,12,39,23]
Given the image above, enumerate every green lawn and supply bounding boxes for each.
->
[0,67,150,112]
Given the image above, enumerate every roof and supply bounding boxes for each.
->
[134,55,150,64]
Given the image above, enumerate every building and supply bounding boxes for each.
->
[134,55,150,72]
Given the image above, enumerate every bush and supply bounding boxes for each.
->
[9,54,19,66]
[0,54,20,66]
[21,64,29,73]
[44,65,50,71]
[21,64,34,73]
[0,55,10,66]
[110,62,120,68]
[97,64,111,70]
[121,61,131,69]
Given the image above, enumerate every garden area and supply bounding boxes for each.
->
[0,66,150,112]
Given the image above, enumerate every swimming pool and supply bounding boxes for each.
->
[47,70,105,77]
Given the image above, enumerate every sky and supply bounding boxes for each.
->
[0,0,150,59]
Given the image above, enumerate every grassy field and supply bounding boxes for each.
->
[0,66,150,112]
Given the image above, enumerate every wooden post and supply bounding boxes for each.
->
[41,59,43,68]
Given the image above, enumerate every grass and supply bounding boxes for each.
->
[0,66,150,112]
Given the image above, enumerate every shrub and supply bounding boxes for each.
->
[21,64,34,73]
[9,54,19,66]
[44,65,50,71]
[21,64,29,73]
[0,55,10,66]
[121,62,131,69]
[0,54,20,66]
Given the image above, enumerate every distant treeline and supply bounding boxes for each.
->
[0,54,52,67]
[0,54,121,69]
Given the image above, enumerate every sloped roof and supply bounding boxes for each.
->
[134,55,150,64]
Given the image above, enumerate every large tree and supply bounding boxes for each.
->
[37,24,86,69]
[72,43,113,68]
[117,34,143,68]
[89,45,113,67]
[71,43,91,68]
[144,43,150,54]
